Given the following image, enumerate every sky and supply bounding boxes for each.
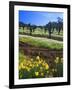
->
[19,10,63,26]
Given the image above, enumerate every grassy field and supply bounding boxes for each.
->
[19,35,63,50]
[19,27,63,37]
[19,32,63,79]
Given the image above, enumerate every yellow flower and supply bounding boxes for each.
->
[55,59,58,64]
[56,57,59,60]
[21,62,24,68]
[40,67,42,70]
[42,63,45,66]
[61,58,63,63]
[36,64,39,67]
[30,64,32,67]
[19,65,21,70]
[55,69,57,72]
[45,64,49,70]
[55,57,59,64]
[39,60,41,64]
[36,56,40,60]
[26,67,30,71]
[20,74,22,78]
[41,73,44,76]
[22,66,25,69]
[31,58,33,61]
[35,72,39,76]
[52,69,55,72]
[47,71,49,73]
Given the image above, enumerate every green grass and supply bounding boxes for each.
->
[19,35,63,50]
[19,28,63,37]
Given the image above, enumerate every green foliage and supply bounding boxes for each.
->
[19,51,63,79]
[19,36,63,50]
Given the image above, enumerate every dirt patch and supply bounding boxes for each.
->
[19,42,63,67]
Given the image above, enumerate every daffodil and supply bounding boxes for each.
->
[19,65,21,70]
[39,60,41,64]
[36,56,40,60]
[61,58,63,63]
[26,67,30,71]
[52,69,55,72]
[55,59,59,64]
[35,72,39,76]
[36,64,38,67]
[20,74,23,78]
[55,57,59,64]
[30,64,32,67]
[41,73,44,76]
[45,64,49,70]
[31,58,33,61]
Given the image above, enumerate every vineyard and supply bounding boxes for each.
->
[19,12,63,79]
[19,34,63,79]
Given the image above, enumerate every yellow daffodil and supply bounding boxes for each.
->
[41,73,44,76]
[31,58,33,61]
[20,74,23,78]
[36,64,38,67]
[61,58,63,63]
[30,64,32,67]
[19,65,21,70]
[54,69,57,72]
[39,60,41,64]
[52,69,55,72]
[55,57,59,64]
[45,64,49,70]
[36,56,40,60]
[35,72,39,76]
[47,71,49,73]
[55,59,59,64]
[40,67,42,70]
[26,67,30,71]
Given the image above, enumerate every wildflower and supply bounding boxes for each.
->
[36,64,38,67]
[36,56,40,60]
[19,65,21,70]
[35,72,39,76]
[47,71,49,73]
[61,58,63,63]
[31,58,33,61]
[52,69,55,72]
[55,57,59,64]
[52,69,57,72]
[20,74,23,78]
[56,57,59,60]
[45,64,49,70]
[38,60,41,64]
[40,67,42,70]
[41,73,44,76]
[54,69,57,72]
[21,62,24,68]
[30,64,32,67]
[26,67,30,71]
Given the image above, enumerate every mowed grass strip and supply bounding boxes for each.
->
[19,35,63,50]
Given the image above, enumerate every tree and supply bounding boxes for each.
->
[32,25,36,32]
[27,24,32,35]
[19,22,25,30]
[51,22,57,33]
[57,17,63,35]
[46,22,52,38]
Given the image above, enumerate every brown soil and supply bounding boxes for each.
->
[19,42,63,67]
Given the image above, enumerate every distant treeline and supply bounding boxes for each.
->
[19,17,63,38]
